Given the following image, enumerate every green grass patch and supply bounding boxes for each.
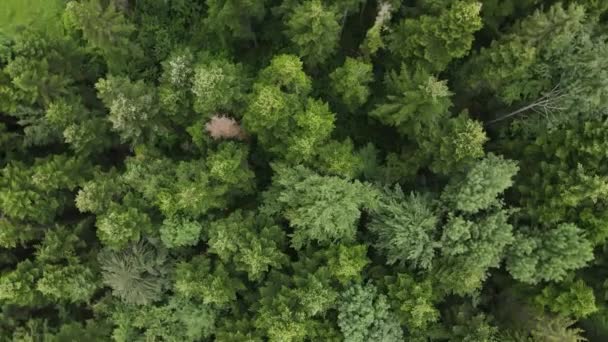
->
[0,0,65,36]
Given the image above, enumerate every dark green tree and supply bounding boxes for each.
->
[388,1,483,72]
[99,241,169,305]
[284,0,341,66]
[64,0,142,73]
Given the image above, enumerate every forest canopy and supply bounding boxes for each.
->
[2,0,608,341]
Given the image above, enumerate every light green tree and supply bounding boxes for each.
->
[329,57,373,111]
[263,165,379,249]
[337,283,404,342]
[369,186,439,269]
[441,153,519,214]
[507,224,594,284]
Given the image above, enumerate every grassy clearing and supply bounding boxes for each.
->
[0,0,65,36]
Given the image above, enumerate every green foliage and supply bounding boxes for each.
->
[96,204,152,250]
[256,54,312,95]
[4,0,608,339]
[204,0,267,43]
[64,0,142,73]
[0,259,43,306]
[330,57,373,111]
[429,113,488,175]
[1,28,81,110]
[121,142,255,219]
[434,208,514,295]
[174,255,245,306]
[107,296,217,342]
[385,273,439,331]
[0,155,92,224]
[1,223,100,305]
[530,315,588,342]
[0,0,64,36]
[215,317,263,342]
[0,218,39,248]
[206,141,256,188]
[45,321,112,342]
[462,39,539,105]
[192,57,248,116]
[441,153,519,214]
[207,210,287,280]
[479,0,541,34]
[243,55,337,163]
[96,75,162,144]
[337,283,404,342]
[507,224,594,284]
[509,116,608,244]
[253,272,317,341]
[75,169,124,214]
[462,3,608,127]
[45,98,113,154]
[285,0,341,66]
[360,1,396,56]
[263,165,379,248]
[441,305,501,342]
[371,64,452,137]
[315,138,362,178]
[159,216,203,248]
[389,1,483,72]
[369,186,439,269]
[326,243,370,285]
[99,241,169,305]
[158,48,194,119]
[36,262,97,303]
[250,242,369,340]
[534,279,597,319]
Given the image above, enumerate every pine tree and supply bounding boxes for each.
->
[99,241,169,305]
[284,0,341,66]
[262,165,379,249]
[388,1,482,72]
[64,0,142,73]
[369,186,439,269]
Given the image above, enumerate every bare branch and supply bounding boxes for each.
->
[205,115,248,140]
[487,84,570,125]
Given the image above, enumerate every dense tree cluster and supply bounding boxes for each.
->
[2,0,608,340]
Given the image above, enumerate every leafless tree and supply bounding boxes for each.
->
[488,84,570,125]
[205,115,248,140]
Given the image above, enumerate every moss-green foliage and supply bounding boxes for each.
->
[263,165,379,248]
[207,210,287,280]
[369,186,439,269]
[385,273,439,332]
[285,0,341,67]
[534,279,598,319]
[337,283,404,342]
[3,0,608,340]
[99,241,169,305]
[0,0,64,36]
[371,64,452,137]
[507,224,594,284]
[330,57,373,111]
[388,1,483,73]
[441,153,519,214]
